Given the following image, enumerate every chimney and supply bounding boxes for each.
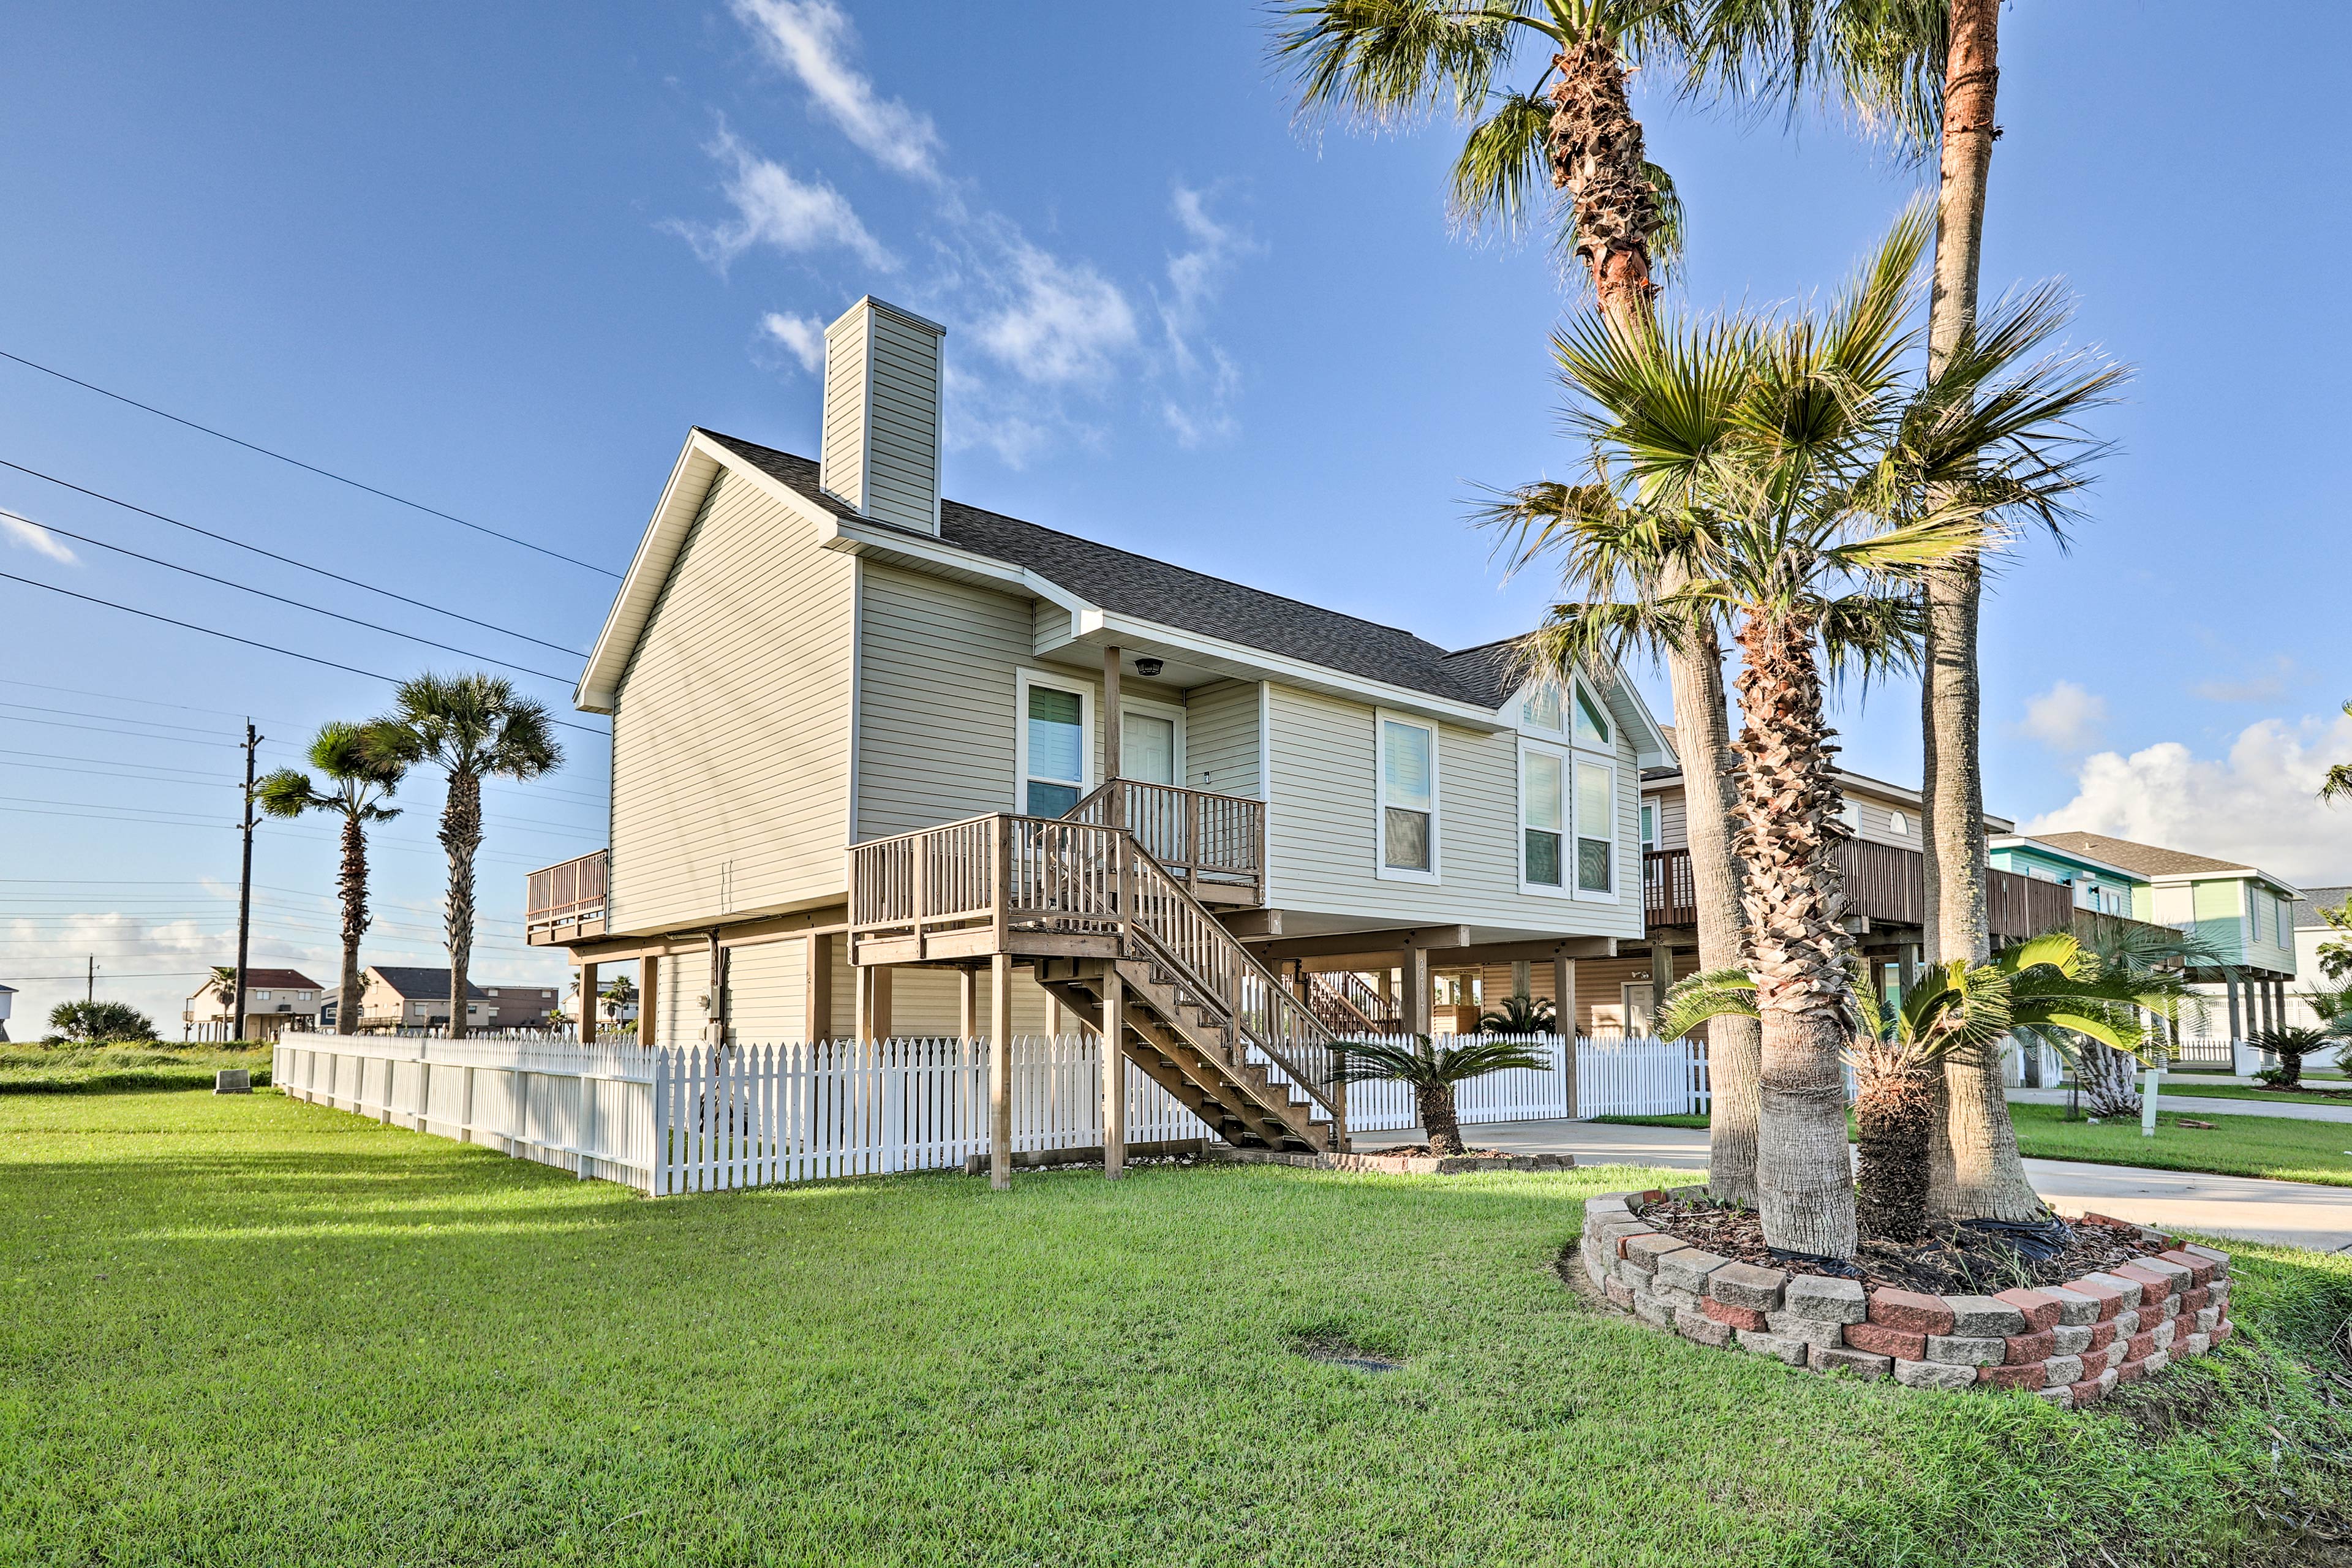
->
[818,295,945,535]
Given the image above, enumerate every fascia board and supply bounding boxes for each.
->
[575,429,732,714]
[2147,867,2302,899]
[1988,835,2147,883]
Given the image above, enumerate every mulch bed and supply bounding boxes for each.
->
[1360,1144,1513,1159]
[1634,1192,2149,1296]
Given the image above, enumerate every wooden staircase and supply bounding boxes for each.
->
[1304,970,1401,1036]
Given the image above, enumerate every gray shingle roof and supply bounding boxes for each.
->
[2291,886,2351,928]
[368,966,491,1002]
[2026,832,2253,878]
[701,431,1518,709]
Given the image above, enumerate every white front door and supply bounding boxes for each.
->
[1122,712,1177,785]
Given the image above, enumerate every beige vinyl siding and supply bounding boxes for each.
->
[1262,684,1642,938]
[608,469,854,933]
[1185,680,1262,797]
[1842,791,1922,848]
[862,311,941,533]
[819,317,867,508]
[722,938,805,1042]
[873,966,1055,1037]
[1649,786,1688,851]
[652,949,702,1043]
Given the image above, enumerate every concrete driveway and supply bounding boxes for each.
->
[1359,1118,2352,1252]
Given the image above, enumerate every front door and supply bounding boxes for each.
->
[1122,712,1176,785]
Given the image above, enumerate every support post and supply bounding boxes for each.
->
[1403,947,1430,1036]
[2225,973,2242,1051]
[959,965,978,1041]
[640,954,659,1049]
[853,963,870,1044]
[1649,944,1675,1035]
[2141,1061,2162,1137]
[1102,644,1122,797]
[579,962,598,1044]
[870,965,892,1042]
[803,933,831,1042]
[1101,961,1125,1180]
[1553,954,1578,1117]
[989,952,1014,1190]
[1898,943,1919,993]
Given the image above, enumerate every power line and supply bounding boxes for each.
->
[7,972,211,981]
[2,506,577,685]
[0,677,281,723]
[0,571,608,736]
[0,462,589,656]
[0,349,620,577]
[0,750,613,812]
[0,698,235,737]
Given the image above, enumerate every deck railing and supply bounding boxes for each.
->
[1065,778,1264,901]
[1305,970,1401,1035]
[526,850,609,941]
[1643,840,2093,945]
[846,812,1341,1124]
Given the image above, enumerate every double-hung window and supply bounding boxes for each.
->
[1518,674,1619,899]
[1523,747,1564,889]
[1018,672,1091,818]
[1378,714,1437,879]
[1574,758,1615,894]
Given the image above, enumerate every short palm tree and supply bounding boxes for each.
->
[1330,1034,1553,1155]
[600,974,639,1029]
[1485,209,2119,1254]
[256,721,409,1036]
[2248,1020,2352,1090]
[2068,920,2228,1117]
[1477,991,1556,1033]
[369,674,560,1041]
[1664,933,2150,1241]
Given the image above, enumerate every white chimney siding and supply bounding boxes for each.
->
[818,296,945,535]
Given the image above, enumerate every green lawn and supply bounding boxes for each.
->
[2143,1082,2352,1108]
[2006,1101,2352,1188]
[0,1042,271,1095]
[6,1093,2352,1566]
[1589,1112,1712,1129]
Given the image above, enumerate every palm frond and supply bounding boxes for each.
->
[1655,966,1757,1040]
[1450,88,1553,236]
[1271,0,1528,126]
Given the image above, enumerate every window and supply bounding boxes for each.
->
[1121,711,1177,785]
[2152,884,2193,930]
[254,990,270,1001]
[1838,797,1861,832]
[1523,748,1563,889]
[1888,809,1909,836]
[1378,715,1436,879]
[1640,802,1657,853]
[1017,673,1091,818]
[486,988,499,997]
[1575,760,1615,893]
[1522,685,1563,733]
[1572,685,1611,748]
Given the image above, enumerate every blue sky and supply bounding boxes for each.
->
[3,1,2347,1031]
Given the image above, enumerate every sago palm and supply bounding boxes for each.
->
[1662,933,2150,1242]
[1485,208,2119,1254]
[1329,1033,1552,1155]
[369,674,560,1041]
[1477,991,1556,1033]
[2067,919,2228,1118]
[256,721,409,1037]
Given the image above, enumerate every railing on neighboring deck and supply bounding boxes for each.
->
[1305,970,1401,1035]
[526,850,609,943]
[1065,778,1264,902]
[1642,839,2093,945]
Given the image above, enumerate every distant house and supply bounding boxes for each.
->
[2286,886,2350,1030]
[1985,835,2145,919]
[0,982,13,1042]
[2022,831,2299,1040]
[341,967,559,1032]
[184,969,325,1041]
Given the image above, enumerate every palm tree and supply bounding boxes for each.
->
[2067,919,2228,1118]
[2320,699,2352,803]
[599,973,639,1030]
[369,674,560,1041]
[203,965,238,1041]
[1662,933,2150,1240]
[1477,991,1556,1033]
[2248,1012,2352,1090]
[255,722,409,1037]
[1329,1034,1553,1155]
[1485,209,2118,1253]
[1274,0,1792,1204]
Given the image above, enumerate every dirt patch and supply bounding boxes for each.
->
[1632,1194,2149,1295]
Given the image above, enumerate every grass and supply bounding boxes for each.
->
[2005,1101,2352,1188]
[5,1096,2352,1565]
[1589,1112,1712,1129]
[2142,1082,2352,1107]
[0,1042,271,1095]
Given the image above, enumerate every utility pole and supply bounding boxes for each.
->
[86,955,95,1003]
[232,720,261,1044]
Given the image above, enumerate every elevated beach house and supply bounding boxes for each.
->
[526,295,1667,1160]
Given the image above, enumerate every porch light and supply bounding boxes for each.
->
[1135,657,1164,677]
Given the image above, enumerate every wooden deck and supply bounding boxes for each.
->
[525,850,608,946]
[1643,840,2084,945]
[1063,778,1264,907]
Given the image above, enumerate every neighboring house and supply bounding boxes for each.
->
[342,967,559,1031]
[2285,885,2350,1030]
[2024,831,2299,1039]
[525,294,1668,1151]
[0,982,13,1042]
[1985,835,2145,919]
[184,969,325,1041]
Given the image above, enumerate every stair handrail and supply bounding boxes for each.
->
[1110,832,1343,1125]
[1306,971,1393,1035]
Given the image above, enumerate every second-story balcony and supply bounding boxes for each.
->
[526,850,609,945]
[1643,839,2082,948]
[1063,778,1265,907]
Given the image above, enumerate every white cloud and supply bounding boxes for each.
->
[669,126,894,273]
[730,0,944,183]
[1153,185,1254,445]
[973,240,1138,386]
[2019,679,2108,752]
[2192,657,2296,703]
[2,511,77,564]
[759,311,827,372]
[2023,707,2352,884]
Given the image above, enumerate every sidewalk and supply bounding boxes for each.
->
[1359,1119,2352,1251]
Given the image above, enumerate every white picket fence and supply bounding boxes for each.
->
[274,1028,1709,1196]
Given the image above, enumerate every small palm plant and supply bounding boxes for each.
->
[256,721,410,1036]
[1477,992,1556,1034]
[2248,1017,2352,1090]
[1329,1034,1551,1155]
[1662,934,2150,1241]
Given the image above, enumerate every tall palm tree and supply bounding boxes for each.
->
[1662,933,2151,1241]
[1275,0,1793,1202]
[256,722,409,1037]
[369,674,560,1041]
[205,965,238,1042]
[1330,1033,1553,1155]
[2320,699,2352,802]
[1487,209,2117,1254]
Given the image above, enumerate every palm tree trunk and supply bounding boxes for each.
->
[2078,1041,2141,1118]
[1667,620,1759,1207]
[1853,1057,1936,1241]
[1546,36,1660,340]
[337,814,369,1037]
[1732,611,1857,1258]
[1417,1082,1465,1157]
[441,769,481,1041]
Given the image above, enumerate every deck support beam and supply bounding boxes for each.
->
[1649,944,1675,1033]
[989,952,1014,1190]
[1403,946,1431,1036]
[1553,954,1578,1117]
[1101,962,1125,1180]
[578,962,598,1045]
[1103,644,1122,788]
[804,933,832,1042]
[639,954,659,1049]
[959,964,978,1040]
